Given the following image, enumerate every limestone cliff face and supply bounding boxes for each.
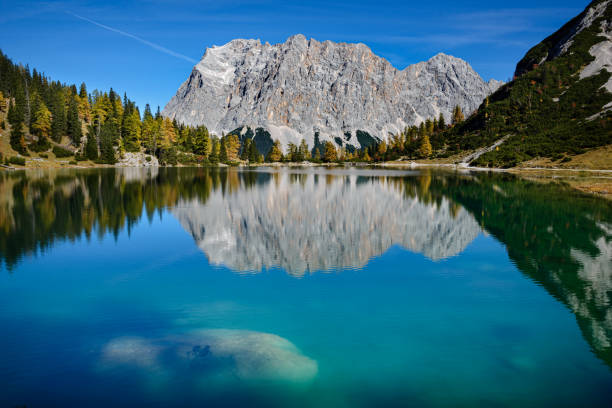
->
[171,171,481,276]
[163,35,501,151]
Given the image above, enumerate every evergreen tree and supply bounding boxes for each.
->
[10,119,27,154]
[323,141,337,162]
[425,119,434,135]
[224,134,240,161]
[99,120,117,164]
[361,147,371,161]
[438,113,446,129]
[287,142,298,161]
[452,105,464,124]
[240,138,251,161]
[66,95,82,145]
[122,108,141,152]
[219,138,228,162]
[85,125,98,160]
[50,90,66,142]
[32,102,52,139]
[298,139,310,161]
[267,140,282,162]
[209,138,220,163]
[248,140,260,162]
[419,135,433,158]
[79,83,87,99]
[143,104,153,121]
[192,126,210,156]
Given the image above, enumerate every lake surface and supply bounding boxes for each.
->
[0,167,611,407]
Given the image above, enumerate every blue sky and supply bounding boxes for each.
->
[1,0,586,111]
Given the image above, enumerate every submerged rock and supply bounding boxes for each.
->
[99,329,318,383]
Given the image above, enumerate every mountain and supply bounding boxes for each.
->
[436,0,612,167]
[172,170,481,276]
[163,35,501,152]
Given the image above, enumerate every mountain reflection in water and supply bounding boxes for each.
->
[0,167,610,370]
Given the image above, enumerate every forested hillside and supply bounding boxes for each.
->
[0,50,272,166]
[430,0,612,167]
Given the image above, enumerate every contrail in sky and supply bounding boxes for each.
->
[67,11,197,64]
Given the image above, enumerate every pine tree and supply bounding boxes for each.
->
[240,138,251,160]
[10,120,27,154]
[438,113,446,129]
[419,135,433,158]
[298,139,310,161]
[209,138,220,163]
[377,140,387,156]
[362,147,371,161]
[85,125,99,160]
[192,126,210,156]
[66,95,82,145]
[219,138,228,162]
[248,140,260,162]
[79,83,87,99]
[50,90,66,142]
[224,134,240,161]
[425,119,434,135]
[267,140,282,162]
[452,105,464,124]
[99,120,117,164]
[32,102,52,139]
[287,142,298,161]
[122,108,141,152]
[323,141,337,162]
[143,104,153,121]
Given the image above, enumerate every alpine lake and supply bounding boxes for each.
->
[0,166,611,407]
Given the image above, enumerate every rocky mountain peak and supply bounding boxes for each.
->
[163,35,502,152]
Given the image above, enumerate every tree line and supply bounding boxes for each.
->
[0,49,468,166]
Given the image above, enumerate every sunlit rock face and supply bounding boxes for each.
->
[172,171,481,276]
[163,34,502,151]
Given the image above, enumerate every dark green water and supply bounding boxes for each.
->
[0,167,611,407]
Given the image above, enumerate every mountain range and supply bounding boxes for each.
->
[163,35,502,152]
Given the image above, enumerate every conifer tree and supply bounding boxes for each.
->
[10,119,27,154]
[298,139,310,161]
[209,138,220,163]
[224,134,240,161]
[240,138,251,161]
[122,108,141,152]
[32,102,52,139]
[267,140,282,162]
[248,140,260,162]
[66,96,82,145]
[99,120,117,164]
[192,126,210,156]
[438,113,446,129]
[419,135,433,158]
[361,147,371,161]
[79,83,87,99]
[50,90,66,142]
[143,104,153,121]
[323,141,337,162]
[85,125,99,160]
[219,138,228,162]
[452,105,464,124]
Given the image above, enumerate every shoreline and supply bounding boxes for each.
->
[2,160,610,199]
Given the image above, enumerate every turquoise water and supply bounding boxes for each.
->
[0,167,611,407]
